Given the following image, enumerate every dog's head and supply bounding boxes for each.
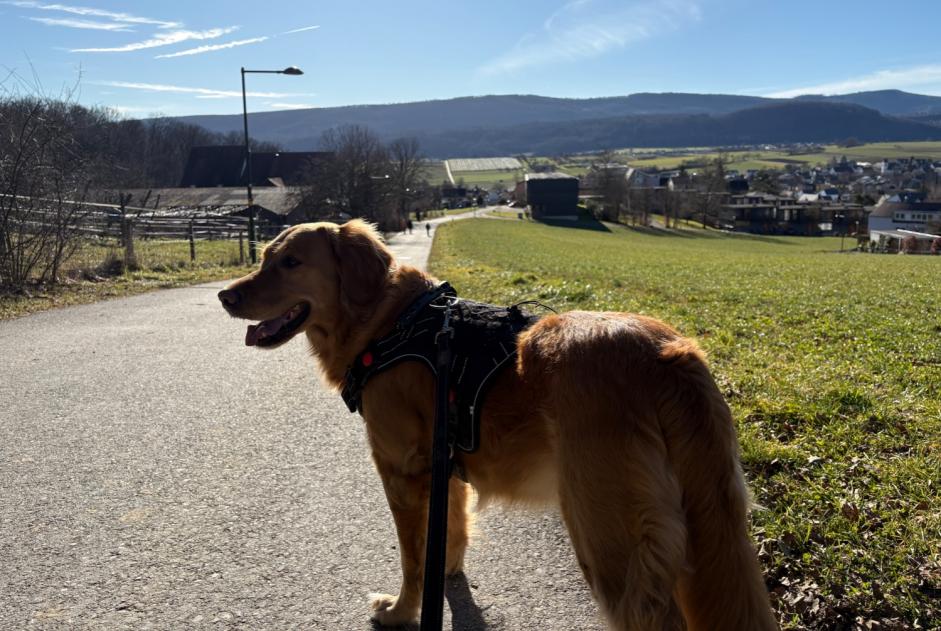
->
[218,220,392,348]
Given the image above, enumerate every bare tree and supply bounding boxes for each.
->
[626,187,654,226]
[301,125,396,228]
[0,95,96,289]
[387,137,425,223]
[589,150,628,222]
[0,71,292,290]
[662,187,676,229]
[750,170,781,195]
[697,153,729,228]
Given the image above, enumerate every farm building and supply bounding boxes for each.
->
[517,172,579,218]
[89,145,341,228]
[721,194,867,235]
[92,187,313,227]
[441,186,469,208]
[180,145,330,187]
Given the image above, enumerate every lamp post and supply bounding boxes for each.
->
[241,65,303,263]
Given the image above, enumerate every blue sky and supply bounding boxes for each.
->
[3,0,941,117]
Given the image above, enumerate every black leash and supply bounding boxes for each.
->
[419,298,456,631]
[340,283,548,630]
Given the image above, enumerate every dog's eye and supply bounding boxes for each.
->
[281,255,302,269]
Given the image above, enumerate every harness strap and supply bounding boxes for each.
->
[396,281,455,330]
[340,282,456,416]
[419,299,456,631]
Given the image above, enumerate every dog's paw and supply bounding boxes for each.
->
[445,556,464,576]
[369,593,418,627]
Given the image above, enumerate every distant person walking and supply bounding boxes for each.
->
[425,222,431,237]
[406,219,413,234]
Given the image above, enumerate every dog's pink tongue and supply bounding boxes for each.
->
[245,318,281,346]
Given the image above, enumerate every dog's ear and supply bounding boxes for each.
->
[330,219,393,317]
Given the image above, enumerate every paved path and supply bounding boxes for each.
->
[0,215,602,630]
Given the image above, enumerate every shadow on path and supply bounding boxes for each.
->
[446,572,491,631]
[371,572,491,631]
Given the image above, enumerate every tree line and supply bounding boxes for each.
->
[0,89,432,289]
[0,93,276,290]
[589,150,731,228]
[299,125,427,230]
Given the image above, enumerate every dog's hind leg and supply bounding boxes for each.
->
[554,409,688,631]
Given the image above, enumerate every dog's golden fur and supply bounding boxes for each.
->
[220,220,778,630]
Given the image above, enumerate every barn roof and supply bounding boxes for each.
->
[179,145,331,187]
[524,172,578,181]
[94,187,304,217]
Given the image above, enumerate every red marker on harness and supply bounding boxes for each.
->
[362,352,373,367]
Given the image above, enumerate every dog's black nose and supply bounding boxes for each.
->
[218,288,242,308]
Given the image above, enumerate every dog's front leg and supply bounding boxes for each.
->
[370,461,429,627]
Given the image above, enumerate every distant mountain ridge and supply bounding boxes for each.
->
[170,90,941,157]
[412,102,941,157]
[176,93,775,144]
[795,89,941,116]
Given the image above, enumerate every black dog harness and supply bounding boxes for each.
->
[340,282,545,631]
[341,282,539,453]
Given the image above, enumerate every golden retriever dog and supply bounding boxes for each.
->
[218,219,778,631]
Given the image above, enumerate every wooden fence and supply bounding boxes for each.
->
[9,203,287,269]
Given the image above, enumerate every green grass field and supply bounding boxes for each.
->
[429,219,941,630]
[556,163,590,177]
[624,141,941,172]
[442,141,941,184]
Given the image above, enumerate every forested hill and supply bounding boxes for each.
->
[409,101,941,157]
[172,91,941,157]
[176,92,774,146]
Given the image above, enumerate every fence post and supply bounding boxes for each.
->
[189,220,196,262]
[238,231,245,265]
[123,218,138,269]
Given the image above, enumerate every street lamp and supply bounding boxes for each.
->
[241,66,304,263]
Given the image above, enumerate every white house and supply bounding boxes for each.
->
[867,196,941,233]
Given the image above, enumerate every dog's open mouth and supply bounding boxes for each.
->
[245,302,310,347]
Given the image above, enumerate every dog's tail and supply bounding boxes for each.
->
[657,337,779,631]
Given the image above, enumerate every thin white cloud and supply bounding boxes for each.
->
[283,24,319,34]
[267,102,315,109]
[109,104,160,115]
[478,0,701,76]
[71,26,238,52]
[5,1,180,28]
[155,36,268,59]
[28,15,133,30]
[95,80,313,100]
[766,64,941,98]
